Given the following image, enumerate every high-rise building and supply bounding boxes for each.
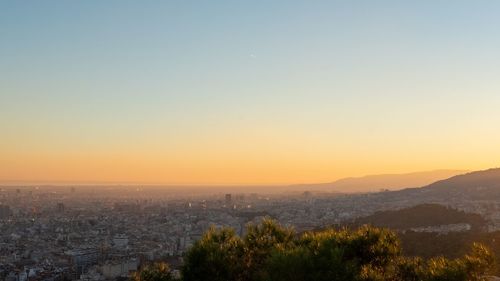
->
[57,202,65,212]
[225,194,232,205]
[66,248,99,279]
[0,205,12,219]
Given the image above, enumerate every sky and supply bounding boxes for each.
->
[1,1,500,185]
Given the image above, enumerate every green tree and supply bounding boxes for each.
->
[423,243,494,281]
[243,218,295,281]
[182,226,245,281]
[265,226,401,281]
[181,220,495,281]
[131,262,174,281]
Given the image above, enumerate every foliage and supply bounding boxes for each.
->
[135,219,495,281]
[243,218,296,280]
[399,229,500,274]
[131,262,174,281]
[182,226,245,281]
[265,226,402,281]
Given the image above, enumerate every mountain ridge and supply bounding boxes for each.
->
[291,169,469,193]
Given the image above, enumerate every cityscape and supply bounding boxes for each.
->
[4,168,500,280]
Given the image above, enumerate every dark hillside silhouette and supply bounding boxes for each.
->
[354,204,486,231]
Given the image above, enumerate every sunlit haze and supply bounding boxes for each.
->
[2,1,500,185]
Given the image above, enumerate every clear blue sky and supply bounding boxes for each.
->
[1,1,500,184]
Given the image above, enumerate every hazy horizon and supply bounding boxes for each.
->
[0,169,469,190]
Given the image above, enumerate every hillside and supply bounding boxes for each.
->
[426,168,500,188]
[354,203,486,231]
[289,170,467,193]
[388,168,500,201]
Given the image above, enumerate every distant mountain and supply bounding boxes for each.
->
[424,168,500,190]
[412,168,500,200]
[361,167,500,206]
[291,170,468,193]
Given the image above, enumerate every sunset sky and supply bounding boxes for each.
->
[1,1,500,185]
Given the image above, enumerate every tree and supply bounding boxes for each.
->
[243,218,295,281]
[179,220,495,281]
[131,262,174,281]
[182,226,245,281]
[265,226,401,281]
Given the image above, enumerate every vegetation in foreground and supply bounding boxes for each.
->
[132,219,495,281]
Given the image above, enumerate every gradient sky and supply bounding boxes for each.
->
[1,1,500,185]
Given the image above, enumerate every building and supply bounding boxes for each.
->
[66,248,99,279]
[0,205,12,219]
[113,234,129,248]
[100,258,138,279]
[225,194,232,205]
[56,202,65,212]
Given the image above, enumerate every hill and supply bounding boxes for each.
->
[426,168,500,189]
[387,168,500,201]
[290,169,467,193]
[353,203,487,231]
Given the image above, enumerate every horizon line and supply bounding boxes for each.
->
[0,168,471,187]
